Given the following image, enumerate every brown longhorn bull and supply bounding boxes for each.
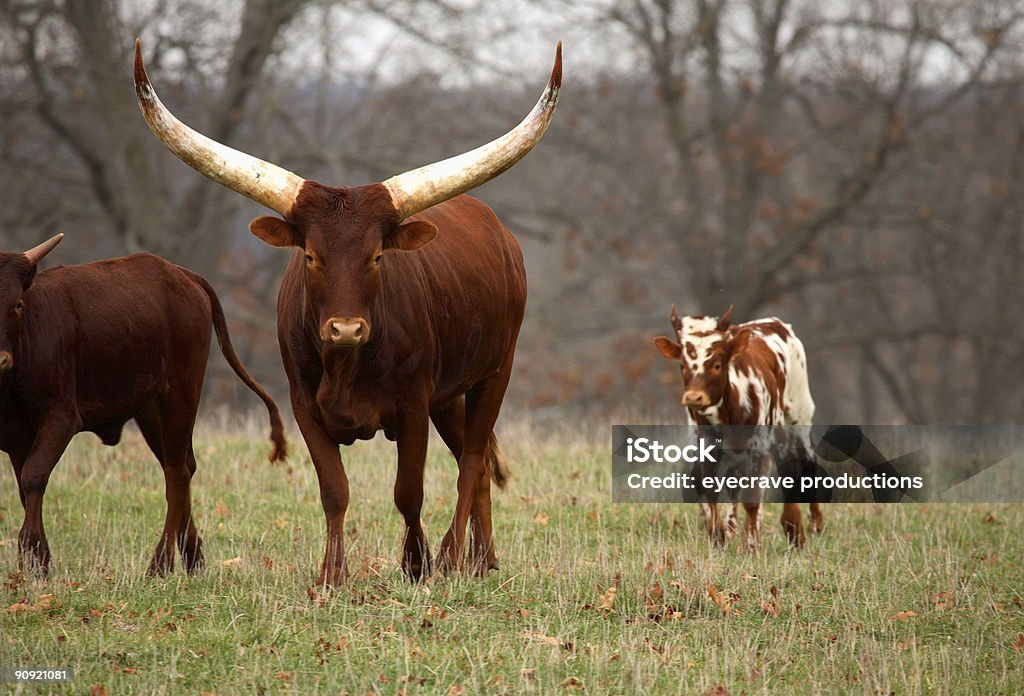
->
[134,39,561,586]
[0,236,286,576]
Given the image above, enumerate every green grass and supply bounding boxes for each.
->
[1,422,1023,694]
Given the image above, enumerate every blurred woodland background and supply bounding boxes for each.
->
[2,0,1023,426]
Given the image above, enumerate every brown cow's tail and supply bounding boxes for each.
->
[487,432,511,490]
[182,269,288,463]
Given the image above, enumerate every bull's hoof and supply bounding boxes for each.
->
[434,541,464,576]
[402,554,432,583]
[316,562,349,588]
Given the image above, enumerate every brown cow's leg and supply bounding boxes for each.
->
[143,392,201,578]
[430,399,498,573]
[17,416,77,576]
[293,399,349,587]
[437,357,513,575]
[780,502,806,548]
[394,411,431,581]
[138,406,201,574]
[177,448,204,573]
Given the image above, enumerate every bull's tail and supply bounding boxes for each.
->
[182,268,288,462]
[487,432,511,490]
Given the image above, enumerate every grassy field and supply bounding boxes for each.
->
[1,420,1022,695]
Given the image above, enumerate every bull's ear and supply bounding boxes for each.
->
[653,336,682,361]
[249,216,302,248]
[385,220,437,251]
[716,304,734,331]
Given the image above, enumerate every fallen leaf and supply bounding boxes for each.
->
[599,586,617,612]
[221,557,243,568]
[762,585,781,617]
[214,501,230,517]
[930,591,955,611]
[89,685,108,696]
[707,584,740,615]
[34,593,58,610]
[447,685,466,696]
[522,631,562,646]
[890,610,917,621]
[560,676,584,690]
[520,668,537,681]
[981,512,999,525]
[275,672,291,681]
[1012,634,1024,653]
[533,513,549,526]
[5,601,32,614]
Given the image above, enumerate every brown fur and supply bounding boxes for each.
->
[264,182,526,585]
[0,252,286,576]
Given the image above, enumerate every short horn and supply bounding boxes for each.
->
[23,233,64,266]
[670,303,682,336]
[383,41,563,220]
[133,38,304,217]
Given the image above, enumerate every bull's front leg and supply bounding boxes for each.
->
[293,400,349,587]
[17,413,78,575]
[394,411,431,581]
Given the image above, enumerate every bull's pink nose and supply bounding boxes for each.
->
[682,390,709,408]
[323,317,369,346]
[0,351,12,372]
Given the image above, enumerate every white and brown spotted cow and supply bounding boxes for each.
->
[654,304,824,550]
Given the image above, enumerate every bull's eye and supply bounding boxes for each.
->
[374,254,383,265]
[14,300,24,313]
[713,362,722,373]
[305,253,314,265]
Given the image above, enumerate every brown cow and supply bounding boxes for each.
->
[134,39,561,586]
[654,305,824,549]
[0,235,286,576]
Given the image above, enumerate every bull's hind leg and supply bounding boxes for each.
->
[431,398,499,574]
[394,409,432,581]
[436,357,513,575]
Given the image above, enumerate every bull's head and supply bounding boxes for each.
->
[133,39,561,351]
[0,234,64,373]
[654,304,734,413]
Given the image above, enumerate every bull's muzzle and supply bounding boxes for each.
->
[322,317,370,347]
[682,390,710,408]
[0,351,13,373]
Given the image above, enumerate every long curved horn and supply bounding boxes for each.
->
[133,39,304,217]
[383,42,562,220]
[23,233,64,266]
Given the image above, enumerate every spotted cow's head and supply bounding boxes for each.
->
[653,304,734,413]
